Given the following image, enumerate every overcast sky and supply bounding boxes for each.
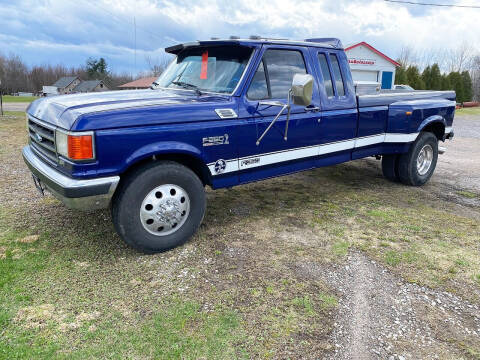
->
[1,0,479,74]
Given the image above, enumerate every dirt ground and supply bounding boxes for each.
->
[1,102,30,112]
[0,112,479,359]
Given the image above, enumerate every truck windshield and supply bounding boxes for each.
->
[155,46,253,94]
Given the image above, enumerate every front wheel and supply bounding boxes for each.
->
[112,161,206,253]
[397,132,439,186]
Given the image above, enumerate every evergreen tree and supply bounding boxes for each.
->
[395,66,408,84]
[86,57,110,81]
[448,72,464,102]
[422,66,432,89]
[461,71,473,102]
[406,66,425,90]
[430,64,442,90]
[440,74,452,91]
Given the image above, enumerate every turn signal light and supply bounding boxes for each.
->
[68,135,94,160]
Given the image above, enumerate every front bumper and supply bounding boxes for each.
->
[22,146,120,210]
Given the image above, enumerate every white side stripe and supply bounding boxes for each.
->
[207,132,421,176]
[355,134,385,148]
[384,133,419,143]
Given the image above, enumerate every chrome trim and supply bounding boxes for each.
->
[23,146,119,210]
[215,109,238,119]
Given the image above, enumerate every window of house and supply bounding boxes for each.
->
[317,53,334,97]
[247,49,307,100]
[329,54,345,96]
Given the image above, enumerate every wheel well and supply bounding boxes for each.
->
[121,153,212,186]
[421,122,445,140]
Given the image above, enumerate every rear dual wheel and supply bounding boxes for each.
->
[382,132,438,186]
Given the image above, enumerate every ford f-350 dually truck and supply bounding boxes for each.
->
[23,37,455,253]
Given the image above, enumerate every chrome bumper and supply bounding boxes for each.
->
[22,146,120,210]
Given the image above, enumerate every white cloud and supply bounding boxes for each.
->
[0,0,479,73]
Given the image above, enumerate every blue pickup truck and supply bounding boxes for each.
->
[23,37,455,253]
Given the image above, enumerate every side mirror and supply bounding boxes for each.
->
[291,74,314,106]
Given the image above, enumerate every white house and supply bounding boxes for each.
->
[345,42,400,90]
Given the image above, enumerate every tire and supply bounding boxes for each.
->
[397,132,438,186]
[381,154,400,182]
[112,161,206,253]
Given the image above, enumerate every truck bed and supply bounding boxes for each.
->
[358,90,456,108]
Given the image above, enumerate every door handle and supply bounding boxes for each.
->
[305,105,320,112]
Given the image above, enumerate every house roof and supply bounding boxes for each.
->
[344,42,401,67]
[52,76,78,88]
[118,77,158,89]
[73,80,103,92]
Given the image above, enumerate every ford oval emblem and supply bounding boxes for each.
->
[35,133,43,142]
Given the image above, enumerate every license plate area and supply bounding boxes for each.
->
[32,174,45,196]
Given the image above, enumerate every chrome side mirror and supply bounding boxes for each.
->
[291,74,314,106]
[256,73,314,145]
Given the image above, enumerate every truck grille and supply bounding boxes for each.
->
[28,116,58,163]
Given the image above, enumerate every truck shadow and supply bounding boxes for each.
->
[28,158,429,258]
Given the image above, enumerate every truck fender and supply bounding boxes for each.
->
[123,141,211,183]
[417,115,446,139]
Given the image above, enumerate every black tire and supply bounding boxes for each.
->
[397,132,438,186]
[381,154,400,182]
[112,161,206,253]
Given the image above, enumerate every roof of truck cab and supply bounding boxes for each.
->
[165,38,344,54]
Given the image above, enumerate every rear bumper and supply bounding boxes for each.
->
[22,146,119,210]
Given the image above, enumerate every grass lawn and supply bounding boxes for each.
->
[0,112,479,358]
[456,107,480,116]
[1,95,38,103]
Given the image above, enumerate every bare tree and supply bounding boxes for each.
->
[471,56,480,101]
[397,45,417,67]
[446,42,474,73]
[144,54,172,77]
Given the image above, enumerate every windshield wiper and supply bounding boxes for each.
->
[171,81,203,96]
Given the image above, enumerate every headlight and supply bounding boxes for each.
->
[55,129,95,161]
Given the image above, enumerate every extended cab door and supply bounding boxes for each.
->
[236,45,322,183]
[310,48,358,165]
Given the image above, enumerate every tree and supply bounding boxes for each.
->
[461,71,473,102]
[395,65,408,84]
[145,54,172,77]
[448,72,464,103]
[86,57,110,80]
[440,74,452,91]
[422,66,432,89]
[406,66,425,90]
[430,64,442,90]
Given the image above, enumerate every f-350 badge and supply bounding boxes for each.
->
[203,134,229,147]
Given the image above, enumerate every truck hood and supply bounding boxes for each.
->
[27,89,232,130]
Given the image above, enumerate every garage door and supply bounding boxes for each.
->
[351,70,378,82]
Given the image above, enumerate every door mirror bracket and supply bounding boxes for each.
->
[256,74,314,146]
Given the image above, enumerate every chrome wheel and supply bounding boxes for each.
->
[416,144,433,176]
[139,184,190,236]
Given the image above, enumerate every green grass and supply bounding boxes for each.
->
[1,111,480,357]
[457,190,478,199]
[1,95,38,103]
[456,107,480,116]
